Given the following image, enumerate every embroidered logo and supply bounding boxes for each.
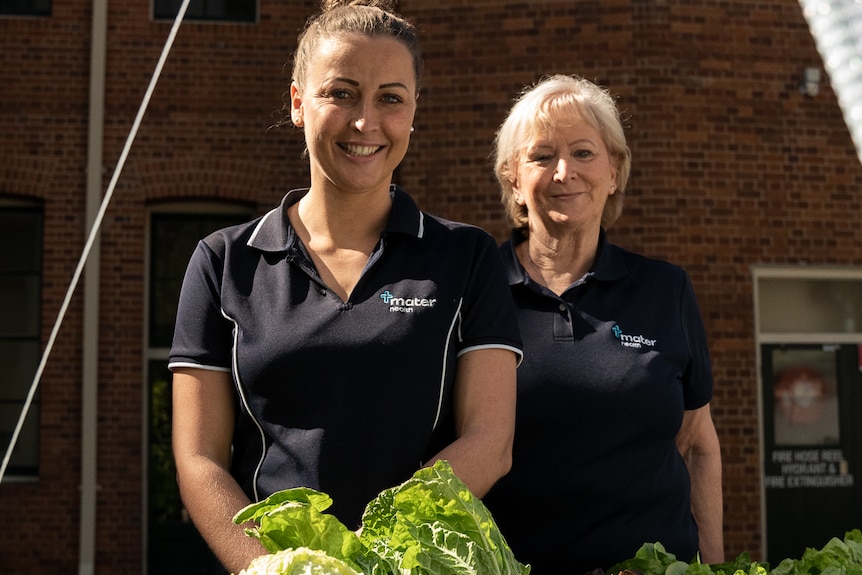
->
[612,324,657,348]
[380,290,437,314]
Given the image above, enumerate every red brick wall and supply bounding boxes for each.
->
[2,0,861,572]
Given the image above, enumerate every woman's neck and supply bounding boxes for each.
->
[296,184,392,249]
[288,184,393,301]
[517,226,600,296]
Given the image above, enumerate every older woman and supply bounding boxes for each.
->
[169,1,522,571]
[482,75,724,574]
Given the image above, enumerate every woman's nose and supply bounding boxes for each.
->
[553,158,572,181]
[352,101,379,132]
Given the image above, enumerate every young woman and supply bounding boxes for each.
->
[169,2,522,571]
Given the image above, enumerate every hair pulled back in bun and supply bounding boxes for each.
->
[291,0,423,93]
[320,0,399,12]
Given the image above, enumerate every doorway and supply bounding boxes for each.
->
[146,208,252,574]
[754,268,862,562]
[760,344,861,561]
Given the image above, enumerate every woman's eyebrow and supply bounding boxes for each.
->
[332,77,410,91]
[332,76,359,86]
[379,82,410,91]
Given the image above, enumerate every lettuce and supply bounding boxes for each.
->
[361,461,528,575]
[609,530,862,575]
[236,547,362,575]
[233,487,364,565]
[771,530,862,575]
[233,460,530,575]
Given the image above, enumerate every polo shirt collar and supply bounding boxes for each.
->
[590,228,628,282]
[247,185,424,253]
[503,227,628,286]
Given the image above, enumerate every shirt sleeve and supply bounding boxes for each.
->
[168,236,234,372]
[456,229,524,363]
[680,271,714,409]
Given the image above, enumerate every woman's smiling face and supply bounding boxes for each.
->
[290,33,417,196]
[512,118,617,234]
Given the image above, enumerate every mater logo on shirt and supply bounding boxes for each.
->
[612,323,657,349]
[379,290,437,314]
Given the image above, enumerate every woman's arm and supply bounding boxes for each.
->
[172,367,267,573]
[677,403,724,564]
[425,347,518,498]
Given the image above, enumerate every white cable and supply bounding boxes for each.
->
[0,0,192,483]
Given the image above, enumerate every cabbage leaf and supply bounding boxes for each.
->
[233,460,530,575]
[236,547,361,575]
[361,461,528,574]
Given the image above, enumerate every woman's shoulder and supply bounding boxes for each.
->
[606,241,689,282]
[424,211,488,234]
[193,215,270,260]
[421,213,501,253]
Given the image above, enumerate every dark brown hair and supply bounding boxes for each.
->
[292,0,423,94]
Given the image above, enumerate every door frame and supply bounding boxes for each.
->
[752,265,862,560]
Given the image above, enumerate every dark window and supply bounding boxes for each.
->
[0,0,51,17]
[148,212,251,348]
[147,210,249,574]
[154,0,255,23]
[0,205,43,478]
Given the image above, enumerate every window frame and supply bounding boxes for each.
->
[152,0,258,24]
[0,199,44,481]
[143,202,253,573]
[752,264,862,560]
[0,0,51,17]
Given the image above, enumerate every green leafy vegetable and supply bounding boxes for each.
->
[609,530,862,575]
[236,547,361,575]
[233,486,365,571]
[362,461,528,575]
[770,530,862,575]
[233,460,531,575]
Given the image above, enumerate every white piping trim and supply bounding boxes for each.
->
[457,343,524,366]
[222,308,268,502]
[432,297,463,431]
[167,362,231,373]
[246,207,280,247]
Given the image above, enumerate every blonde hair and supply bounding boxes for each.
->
[493,75,631,232]
[291,0,423,93]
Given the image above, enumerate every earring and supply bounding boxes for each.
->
[410,126,415,133]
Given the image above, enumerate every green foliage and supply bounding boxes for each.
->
[609,530,862,575]
[770,530,862,575]
[361,462,528,575]
[148,373,182,523]
[233,460,530,575]
[235,487,364,566]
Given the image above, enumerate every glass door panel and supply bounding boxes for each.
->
[761,344,861,562]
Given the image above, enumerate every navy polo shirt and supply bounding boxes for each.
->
[482,229,713,574]
[169,186,522,527]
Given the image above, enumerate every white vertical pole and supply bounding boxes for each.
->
[80,0,107,572]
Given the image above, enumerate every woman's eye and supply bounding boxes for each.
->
[318,88,352,100]
[381,93,404,104]
[573,149,595,159]
[533,155,553,163]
